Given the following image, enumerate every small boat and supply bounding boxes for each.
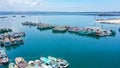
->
[13,32,26,38]
[0,17,7,19]
[37,24,55,30]
[48,56,69,68]
[22,21,37,26]
[3,37,11,47]
[28,61,35,68]
[15,57,28,68]
[119,28,120,32]
[0,48,9,64]
[9,63,18,68]
[0,28,12,33]
[40,57,51,64]
[78,28,96,35]
[52,26,67,33]
[13,16,16,17]
[68,27,79,33]
[21,16,25,18]
[0,40,4,46]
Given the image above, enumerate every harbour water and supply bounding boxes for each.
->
[0,14,120,68]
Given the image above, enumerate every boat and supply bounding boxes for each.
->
[22,21,37,26]
[0,28,12,33]
[119,28,120,32]
[15,57,28,68]
[28,61,35,68]
[13,32,26,38]
[0,40,4,46]
[13,16,16,17]
[3,37,11,47]
[48,56,69,68]
[0,17,7,19]
[17,38,24,44]
[35,59,41,66]
[68,27,79,33]
[40,56,69,68]
[37,24,55,30]
[9,63,18,68]
[0,48,9,64]
[21,16,25,18]
[52,26,67,33]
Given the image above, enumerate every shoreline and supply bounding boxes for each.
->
[95,18,120,24]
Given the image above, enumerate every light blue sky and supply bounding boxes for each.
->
[0,0,120,12]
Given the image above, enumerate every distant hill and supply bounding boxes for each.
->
[0,11,120,16]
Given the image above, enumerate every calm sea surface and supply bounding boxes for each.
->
[0,15,120,68]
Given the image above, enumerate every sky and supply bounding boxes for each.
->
[0,0,120,12]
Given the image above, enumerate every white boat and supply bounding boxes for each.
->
[15,57,28,68]
[9,63,18,68]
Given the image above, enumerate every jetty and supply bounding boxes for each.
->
[9,56,69,68]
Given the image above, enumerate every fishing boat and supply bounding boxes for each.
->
[21,16,25,18]
[35,60,41,67]
[13,32,26,38]
[68,27,79,33]
[9,63,18,68]
[48,56,69,68]
[37,24,55,30]
[28,61,35,68]
[0,34,5,39]
[40,56,69,68]
[15,57,28,68]
[0,48,9,64]
[3,37,11,47]
[22,21,37,26]
[52,26,67,33]
[89,27,116,36]
[13,16,16,17]
[0,28,12,33]
[78,28,96,35]
[0,40,4,46]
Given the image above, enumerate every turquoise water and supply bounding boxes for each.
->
[0,15,120,68]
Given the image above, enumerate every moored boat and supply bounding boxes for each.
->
[0,28,12,33]
[9,63,18,68]
[0,48,9,64]
[28,61,35,68]
[52,26,67,33]
[15,57,28,68]
[37,24,55,30]
[68,27,79,33]
[3,37,11,47]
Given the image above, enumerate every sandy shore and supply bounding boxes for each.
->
[95,19,120,24]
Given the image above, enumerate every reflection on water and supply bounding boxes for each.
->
[5,43,24,51]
